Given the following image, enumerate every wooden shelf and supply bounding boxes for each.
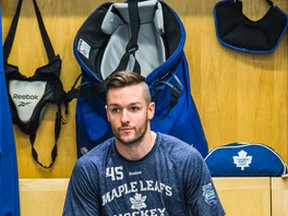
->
[213,177,271,216]
[18,177,288,216]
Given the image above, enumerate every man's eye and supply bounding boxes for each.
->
[130,107,140,112]
[111,108,120,113]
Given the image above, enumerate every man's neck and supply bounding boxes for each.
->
[115,131,157,161]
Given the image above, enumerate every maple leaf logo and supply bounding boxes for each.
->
[233,150,252,171]
[130,193,147,211]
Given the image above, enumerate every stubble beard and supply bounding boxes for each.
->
[113,120,148,147]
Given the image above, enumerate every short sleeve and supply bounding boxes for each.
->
[62,158,101,216]
[184,149,225,215]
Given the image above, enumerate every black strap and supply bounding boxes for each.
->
[265,0,273,7]
[32,0,56,62]
[29,107,62,169]
[64,74,106,104]
[154,72,183,113]
[114,1,141,73]
[3,0,23,62]
[3,0,56,63]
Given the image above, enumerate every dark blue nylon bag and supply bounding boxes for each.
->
[71,0,208,158]
[213,0,288,53]
[205,142,287,177]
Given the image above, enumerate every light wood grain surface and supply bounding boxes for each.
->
[1,0,287,178]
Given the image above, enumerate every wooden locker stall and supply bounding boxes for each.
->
[1,0,287,180]
[1,0,288,215]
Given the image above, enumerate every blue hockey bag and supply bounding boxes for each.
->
[67,0,208,158]
[205,142,287,177]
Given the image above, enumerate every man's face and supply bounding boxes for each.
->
[106,84,155,146]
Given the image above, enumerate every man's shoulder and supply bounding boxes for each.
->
[157,132,192,148]
[91,137,114,153]
[156,132,202,157]
[76,138,114,167]
[156,132,179,142]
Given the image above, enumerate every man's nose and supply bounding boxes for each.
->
[120,109,130,123]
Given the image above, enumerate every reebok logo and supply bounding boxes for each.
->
[12,94,39,100]
[18,101,32,107]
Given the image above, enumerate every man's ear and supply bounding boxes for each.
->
[148,102,155,120]
[105,105,110,122]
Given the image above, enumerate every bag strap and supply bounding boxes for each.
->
[3,0,56,63]
[64,74,106,104]
[265,0,273,7]
[32,0,56,62]
[4,0,65,169]
[3,0,22,63]
[113,1,141,73]
[29,107,63,169]
[153,72,183,113]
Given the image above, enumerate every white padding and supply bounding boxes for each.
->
[9,80,47,122]
[100,0,166,79]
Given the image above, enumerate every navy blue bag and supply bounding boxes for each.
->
[205,142,287,177]
[213,0,288,53]
[67,0,208,158]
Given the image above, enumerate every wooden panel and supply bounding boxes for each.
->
[178,0,288,161]
[1,0,287,178]
[19,179,69,216]
[271,177,288,216]
[19,178,273,215]
[213,177,271,216]
[1,0,109,178]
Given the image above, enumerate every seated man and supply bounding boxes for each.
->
[63,71,225,216]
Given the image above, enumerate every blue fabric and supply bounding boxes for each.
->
[74,1,208,158]
[205,143,287,177]
[0,7,20,216]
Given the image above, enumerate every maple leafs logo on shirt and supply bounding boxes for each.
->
[130,193,147,211]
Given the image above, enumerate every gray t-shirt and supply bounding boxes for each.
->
[63,132,225,216]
